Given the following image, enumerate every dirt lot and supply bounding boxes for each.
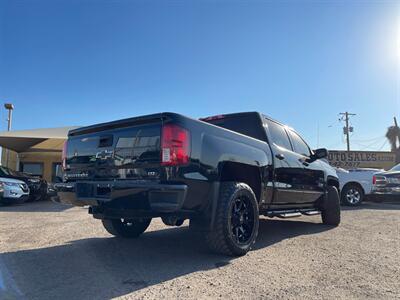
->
[0,201,399,300]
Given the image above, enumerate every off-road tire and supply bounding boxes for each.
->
[101,218,151,238]
[321,186,341,226]
[205,182,259,256]
[341,184,364,206]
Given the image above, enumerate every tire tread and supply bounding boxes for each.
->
[205,182,259,256]
[322,186,341,226]
[101,218,151,238]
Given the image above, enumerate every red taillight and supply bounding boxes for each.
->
[62,141,68,170]
[372,175,376,185]
[161,124,190,166]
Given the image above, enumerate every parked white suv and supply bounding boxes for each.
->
[336,168,382,206]
[0,177,30,205]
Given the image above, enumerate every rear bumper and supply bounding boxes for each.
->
[53,180,188,213]
[372,185,400,195]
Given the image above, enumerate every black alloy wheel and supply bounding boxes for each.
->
[230,196,255,245]
[205,182,259,256]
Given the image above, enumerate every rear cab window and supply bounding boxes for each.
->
[202,113,267,141]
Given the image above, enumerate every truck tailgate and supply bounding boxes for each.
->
[64,115,162,181]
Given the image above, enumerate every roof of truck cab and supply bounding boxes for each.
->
[202,111,294,130]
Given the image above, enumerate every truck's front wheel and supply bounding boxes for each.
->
[321,186,341,226]
[206,182,259,256]
[101,218,151,238]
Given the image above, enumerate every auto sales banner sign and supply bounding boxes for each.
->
[328,150,396,170]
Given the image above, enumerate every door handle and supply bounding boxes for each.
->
[275,153,285,160]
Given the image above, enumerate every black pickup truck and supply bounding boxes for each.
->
[54,112,340,256]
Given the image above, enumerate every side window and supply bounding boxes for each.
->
[288,130,311,156]
[52,163,63,183]
[265,120,292,150]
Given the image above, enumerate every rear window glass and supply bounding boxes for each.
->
[390,164,400,171]
[204,114,266,141]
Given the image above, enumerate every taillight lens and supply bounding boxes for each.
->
[161,124,190,166]
[62,141,68,170]
[372,175,376,185]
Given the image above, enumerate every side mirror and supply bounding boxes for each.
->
[313,148,328,160]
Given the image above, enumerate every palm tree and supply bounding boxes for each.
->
[386,126,400,151]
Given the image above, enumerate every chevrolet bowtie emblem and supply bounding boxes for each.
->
[95,149,114,160]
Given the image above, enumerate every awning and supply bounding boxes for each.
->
[0,127,80,153]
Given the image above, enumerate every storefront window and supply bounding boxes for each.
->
[20,163,44,177]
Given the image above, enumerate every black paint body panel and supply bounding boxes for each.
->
[55,112,338,221]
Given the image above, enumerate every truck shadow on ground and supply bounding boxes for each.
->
[0,200,72,213]
[341,201,400,211]
[0,218,331,300]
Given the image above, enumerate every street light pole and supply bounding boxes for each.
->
[4,103,14,167]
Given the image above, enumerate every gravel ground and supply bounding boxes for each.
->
[0,200,399,300]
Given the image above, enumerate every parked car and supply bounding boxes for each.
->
[372,163,400,198]
[336,167,383,206]
[54,112,340,256]
[0,166,47,201]
[0,177,30,205]
[46,183,58,199]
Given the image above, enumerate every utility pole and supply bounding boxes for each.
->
[4,103,14,167]
[339,112,356,152]
[394,116,399,151]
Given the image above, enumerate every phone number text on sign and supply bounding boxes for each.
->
[328,151,396,170]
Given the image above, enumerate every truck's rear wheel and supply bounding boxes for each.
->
[101,218,151,238]
[205,182,259,256]
[321,186,341,226]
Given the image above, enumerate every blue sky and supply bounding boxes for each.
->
[0,0,399,151]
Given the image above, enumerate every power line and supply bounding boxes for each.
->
[351,137,389,151]
[355,138,386,150]
[352,136,385,143]
[377,140,388,151]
